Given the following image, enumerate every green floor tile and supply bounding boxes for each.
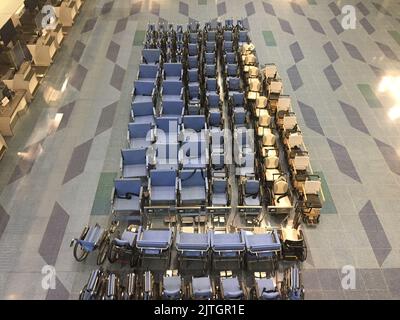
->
[357,84,383,108]
[388,31,400,46]
[315,171,337,214]
[133,30,146,46]
[262,31,276,47]
[91,172,117,215]
[198,0,207,5]
[307,0,317,4]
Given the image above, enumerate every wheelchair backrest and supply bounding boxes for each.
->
[232,92,244,106]
[294,155,309,170]
[156,117,179,133]
[212,177,227,193]
[273,178,289,195]
[234,109,246,124]
[128,122,152,139]
[162,101,184,115]
[225,52,237,64]
[205,64,216,77]
[209,110,221,126]
[206,78,217,91]
[164,63,182,77]
[163,80,182,95]
[227,63,238,76]
[142,49,160,64]
[188,43,198,55]
[256,96,268,108]
[288,133,303,148]
[305,180,321,194]
[188,84,200,98]
[265,155,279,169]
[155,143,179,162]
[188,69,199,82]
[239,30,248,42]
[180,169,205,187]
[259,111,271,126]
[249,78,261,91]
[264,64,277,79]
[183,115,206,132]
[277,95,291,112]
[132,101,153,116]
[228,77,241,90]
[150,170,176,186]
[134,80,155,95]
[205,52,215,64]
[211,152,225,167]
[245,179,259,194]
[269,80,283,94]
[139,64,158,78]
[115,179,142,197]
[182,140,206,158]
[207,93,220,107]
[283,115,297,130]
[263,130,276,146]
[121,148,146,165]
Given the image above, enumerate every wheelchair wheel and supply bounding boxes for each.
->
[249,287,257,300]
[73,243,89,262]
[97,238,110,265]
[78,286,87,300]
[107,243,119,263]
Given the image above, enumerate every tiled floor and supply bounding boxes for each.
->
[0,0,399,300]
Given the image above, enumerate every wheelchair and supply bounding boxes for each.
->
[107,224,139,267]
[281,266,304,300]
[249,272,281,300]
[280,217,307,262]
[100,272,124,300]
[139,271,154,300]
[122,273,137,300]
[70,221,118,265]
[217,270,246,300]
[160,270,184,300]
[79,269,105,300]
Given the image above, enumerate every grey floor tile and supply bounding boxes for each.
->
[382,268,400,298]
[318,269,342,290]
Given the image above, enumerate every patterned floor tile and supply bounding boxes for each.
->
[357,84,383,108]
[262,31,276,46]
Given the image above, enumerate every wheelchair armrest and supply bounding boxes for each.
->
[126,130,130,146]
[111,187,116,204]
[139,187,144,202]
[178,149,183,164]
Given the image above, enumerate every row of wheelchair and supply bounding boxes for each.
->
[71,220,307,272]
[79,266,303,300]
[250,63,326,225]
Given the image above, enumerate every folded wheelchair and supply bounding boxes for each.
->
[70,221,118,265]
[107,224,138,267]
